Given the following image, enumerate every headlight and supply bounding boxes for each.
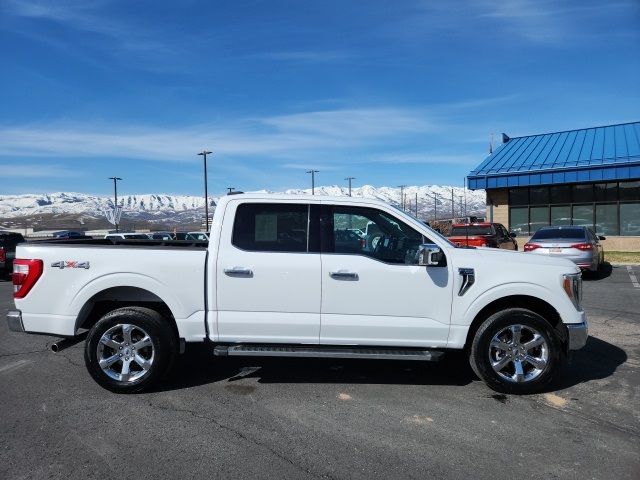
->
[563,273,582,310]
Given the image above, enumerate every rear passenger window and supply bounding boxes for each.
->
[232,203,309,252]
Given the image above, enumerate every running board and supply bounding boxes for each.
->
[213,344,444,361]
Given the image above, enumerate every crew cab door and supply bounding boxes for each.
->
[319,205,452,347]
[216,201,321,343]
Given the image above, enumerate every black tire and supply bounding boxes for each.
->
[469,308,563,394]
[84,307,177,393]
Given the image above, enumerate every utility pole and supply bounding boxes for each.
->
[198,150,212,232]
[459,196,463,217]
[398,185,407,209]
[451,189,455,220]
[227,187,235,194]
[415,192,418,217]
[433,192,438,220]
[345,177,356,196]
[463,177,468,219]
[307,170,319,195]
[108,176,122,232]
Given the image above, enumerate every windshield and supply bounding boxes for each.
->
[450,225,493,236]
[531,228,587,240]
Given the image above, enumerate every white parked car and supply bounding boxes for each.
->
[7,194,587,394]
[104,233,152,241]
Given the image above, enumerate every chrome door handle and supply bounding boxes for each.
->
[329,270,359,280]
[224,267,253,277]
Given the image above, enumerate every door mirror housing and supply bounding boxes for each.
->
[509,232,517,238]
[418,244,444,266]
[598,235,606,241]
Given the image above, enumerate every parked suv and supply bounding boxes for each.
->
[0,232,26,275]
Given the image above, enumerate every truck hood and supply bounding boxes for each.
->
[450,245,579,273]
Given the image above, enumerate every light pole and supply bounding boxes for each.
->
[307,170,319,195]
[198,150,212,232]
[108,177,122,232]
[345,177,356,196]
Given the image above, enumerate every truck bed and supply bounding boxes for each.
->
[28,238,209,249]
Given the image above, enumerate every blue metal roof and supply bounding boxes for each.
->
[468,121,640,190]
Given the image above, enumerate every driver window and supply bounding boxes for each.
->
[328,207,428,264]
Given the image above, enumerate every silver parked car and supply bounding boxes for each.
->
[524,226,605,272]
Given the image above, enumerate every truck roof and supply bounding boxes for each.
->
[217,192,394,207]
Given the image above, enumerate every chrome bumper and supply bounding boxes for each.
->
[7,310,24,333]
[566,321,588,350]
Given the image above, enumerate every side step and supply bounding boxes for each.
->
[213,344,444,361]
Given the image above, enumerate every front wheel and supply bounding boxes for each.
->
[84,307,177,393]
[469,308,563,394]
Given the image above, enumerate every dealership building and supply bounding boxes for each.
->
[467,121,640,250]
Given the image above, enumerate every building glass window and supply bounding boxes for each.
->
[572,184,594,203]
[620,203,640,236]
[509,188,529,206]
[550,186,571,204]
[572,205,594,230]
[551,206,571,225]
[595,204,618,235]
[509,207,529,235]
[619,181,640,201]
[529,206,549,233]
[594,183,618,202]
[529,187,549,205]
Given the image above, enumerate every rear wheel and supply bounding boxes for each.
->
[84,307,177,393]
[469,308,563,394]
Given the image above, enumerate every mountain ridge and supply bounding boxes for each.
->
[0,185,486,224]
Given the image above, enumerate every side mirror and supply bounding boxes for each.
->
[598,235,606,241]
[509,232,517,238]
[418,243,444,266]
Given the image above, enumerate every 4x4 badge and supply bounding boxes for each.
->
[51,261,90,269]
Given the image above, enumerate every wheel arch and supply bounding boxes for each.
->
[74,286,179,342]
[463,295,565,351]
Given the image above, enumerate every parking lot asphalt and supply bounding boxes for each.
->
[0,266,638,480]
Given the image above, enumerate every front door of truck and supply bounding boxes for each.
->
[319,205,452,347]
[216,201,321,344]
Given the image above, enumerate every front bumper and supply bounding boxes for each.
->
[566,320,588,350]
[7,310,25,333]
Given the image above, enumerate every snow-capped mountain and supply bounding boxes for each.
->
[0,186,486,223]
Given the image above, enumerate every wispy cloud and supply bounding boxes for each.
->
[475,0,638,43]
[0,106,442,162]
[253,50,352,63]
[0,163,84,178]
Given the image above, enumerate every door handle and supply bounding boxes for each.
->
[224,267,253,277]
[329,270,359,280]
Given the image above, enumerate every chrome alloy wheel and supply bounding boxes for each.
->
[97,324,154,382]
[489,324,549,383]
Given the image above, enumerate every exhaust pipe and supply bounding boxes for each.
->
[51,332,87,353]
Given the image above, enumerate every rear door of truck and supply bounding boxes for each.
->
[215,199,321,343]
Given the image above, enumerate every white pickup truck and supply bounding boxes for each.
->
[7,194,588,394]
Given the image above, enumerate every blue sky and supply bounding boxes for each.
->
[0,0,638,197]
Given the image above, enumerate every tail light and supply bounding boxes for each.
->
[571,243,593,251]
[13,259,43,299]
[0,247,5,263]
[524,243,540,251]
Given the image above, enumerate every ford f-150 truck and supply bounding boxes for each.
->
[6,194,587,394]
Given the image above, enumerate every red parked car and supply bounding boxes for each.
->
[448,223,518,250]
